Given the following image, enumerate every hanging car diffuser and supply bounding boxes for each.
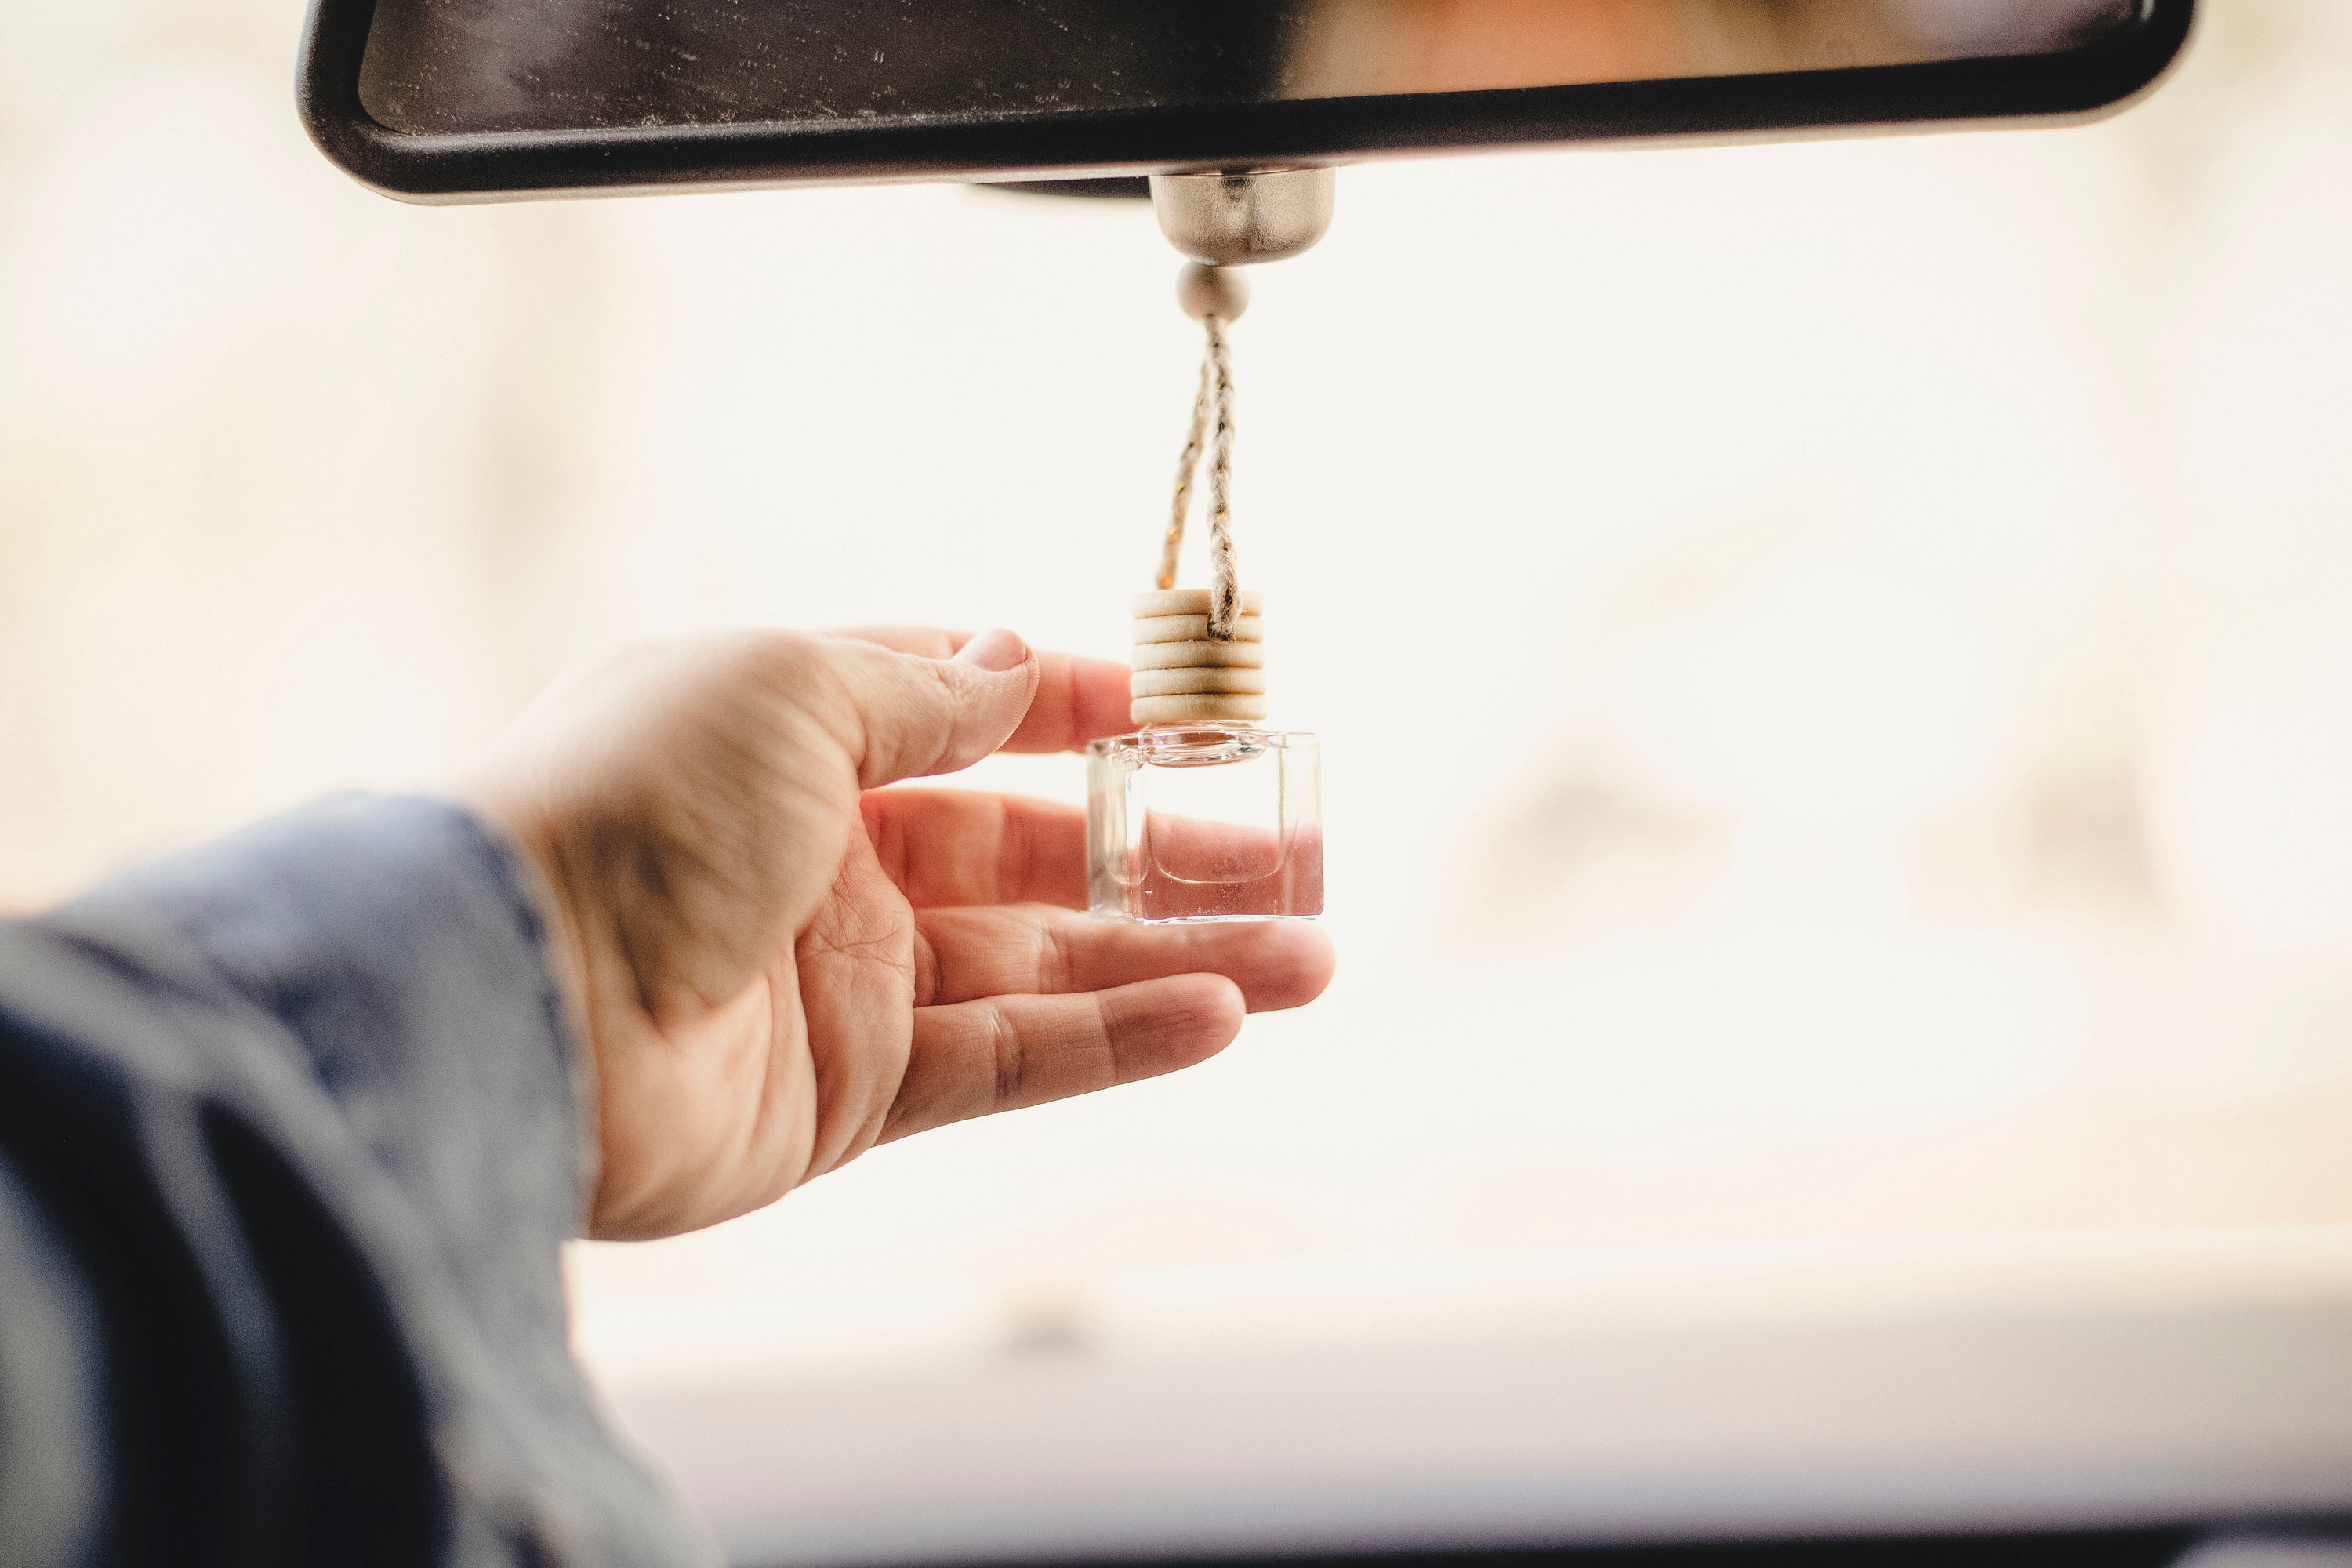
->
[1087,172,1331,924]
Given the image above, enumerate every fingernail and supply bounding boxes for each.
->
[953,627,1031,673]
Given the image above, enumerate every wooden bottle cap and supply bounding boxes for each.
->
[1130,639,1266,671]
[1130,666,1269,698]
[1131,589,1272,727]
[1132,615,1265,644]
[1132,693,1271,725]
[1131,588,1265,619]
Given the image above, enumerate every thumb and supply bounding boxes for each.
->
[825,627,1040,788]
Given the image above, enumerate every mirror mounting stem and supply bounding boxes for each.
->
[1149,169,1335,267]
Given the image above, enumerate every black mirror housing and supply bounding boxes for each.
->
[297,0,2194,205]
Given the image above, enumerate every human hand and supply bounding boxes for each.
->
[466,626,1335,1240]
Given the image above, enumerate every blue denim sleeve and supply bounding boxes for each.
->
[0,796,712,1568]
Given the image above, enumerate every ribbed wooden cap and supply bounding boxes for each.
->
[1131,589,1268,725]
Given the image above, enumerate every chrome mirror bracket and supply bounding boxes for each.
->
[1149,169,1336,267]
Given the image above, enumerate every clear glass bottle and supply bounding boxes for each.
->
[1087,722,1323,922]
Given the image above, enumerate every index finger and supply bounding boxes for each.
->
[827,626,1131,753]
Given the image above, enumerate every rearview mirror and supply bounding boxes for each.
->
[299,0,2191,205]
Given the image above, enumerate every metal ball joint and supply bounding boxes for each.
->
[1176,263,1249,324]
[1149,169,1336,267]
[1157,167,1332,321]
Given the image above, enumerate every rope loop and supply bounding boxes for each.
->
[1158,312,1243,641]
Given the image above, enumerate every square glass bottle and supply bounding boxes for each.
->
[1087,722,1323,921]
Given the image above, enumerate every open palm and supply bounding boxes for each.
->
[469,625,1334,1239]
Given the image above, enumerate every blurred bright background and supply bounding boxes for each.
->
[7,0,2352,1466]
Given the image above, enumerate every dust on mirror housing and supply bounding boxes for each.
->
[298,0,2194,205]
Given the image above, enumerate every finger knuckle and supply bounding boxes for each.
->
[1038,920,1076,995]
[988,1004,1026,1105]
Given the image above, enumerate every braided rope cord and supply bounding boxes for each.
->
[1156,314,1243,641]
[1157,354,1210,593]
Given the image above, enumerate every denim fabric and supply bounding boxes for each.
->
[0,797,710,1567]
